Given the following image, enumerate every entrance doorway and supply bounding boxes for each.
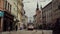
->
[3,18,9,31]
[0,17,1,31]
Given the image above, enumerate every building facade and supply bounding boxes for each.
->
[22,15,28,29]
[0,0,14,31]
[42,0,60,29]
[33,3,42,29]
[17,0,24,30]
[42,2,53,29]
[7,0,24,30]
[52,0,60,24]
[16,0,28,29]
[42,2,52,25]
[0,0,24,31]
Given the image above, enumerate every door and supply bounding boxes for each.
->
[0,17,1,31]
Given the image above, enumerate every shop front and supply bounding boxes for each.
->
[0,10,14,32]
[0,11,4,32]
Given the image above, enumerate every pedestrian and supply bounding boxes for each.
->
[8,27,11,34]
[8,27,10,32]
[16,25,18,31]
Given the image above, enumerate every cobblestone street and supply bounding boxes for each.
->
[2,30,52,34]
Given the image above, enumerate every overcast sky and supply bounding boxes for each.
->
[23,0,52,22]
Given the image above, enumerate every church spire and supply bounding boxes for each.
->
[40,5,42,10]
[37,2,38,9]
[36,2,39,10]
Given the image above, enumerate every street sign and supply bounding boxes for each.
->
[0,11,4,17]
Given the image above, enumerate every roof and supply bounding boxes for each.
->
[42,1,52,9]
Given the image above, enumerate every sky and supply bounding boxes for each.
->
[23,0,52,22]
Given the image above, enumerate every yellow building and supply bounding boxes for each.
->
[17,0,28,29]
[5,0,18,30]
[17,0,24,29]
[6,0,17,17]
[6,0,23,30]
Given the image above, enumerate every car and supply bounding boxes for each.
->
[27,25,34,30]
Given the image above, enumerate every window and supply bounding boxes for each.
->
[10,5,11,12]
[8,2,11,13]
[8,3,9,11]
[5,1,7,10]
[4,0,11,13]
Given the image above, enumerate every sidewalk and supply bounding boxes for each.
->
[2,30,53,34]
[2,31,18,34]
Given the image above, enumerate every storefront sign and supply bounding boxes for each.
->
[0,11,4,17]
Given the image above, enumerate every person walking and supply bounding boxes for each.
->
[16,25,18,31]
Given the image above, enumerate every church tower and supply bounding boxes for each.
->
[36,2,39,10]
[35,2,43,26]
